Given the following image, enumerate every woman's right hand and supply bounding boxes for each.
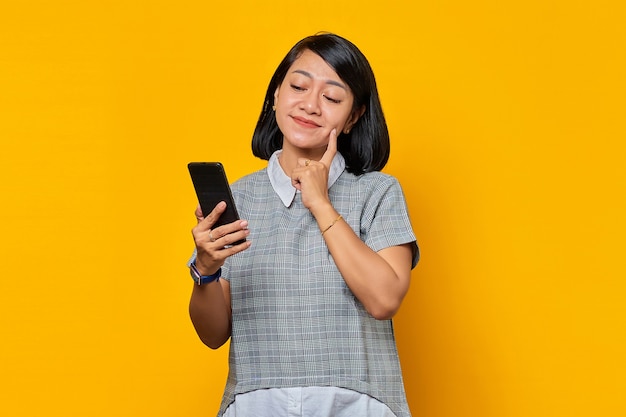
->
[192,201,251,276]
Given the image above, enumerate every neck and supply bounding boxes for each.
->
[278,142,326,175]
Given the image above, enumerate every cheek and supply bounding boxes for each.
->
[334,109,354,128]
[276,93,299,110]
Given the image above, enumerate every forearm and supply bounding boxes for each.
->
[189,281,231,349]
[313,206,412,320]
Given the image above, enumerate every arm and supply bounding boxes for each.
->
[188,202,251,348]
[189,278,232,349]
[313,205,413,320]
[291,131,414,320]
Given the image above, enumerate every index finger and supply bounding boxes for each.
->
[319,128,337,168]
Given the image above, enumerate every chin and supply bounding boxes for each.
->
[286,135,325,148]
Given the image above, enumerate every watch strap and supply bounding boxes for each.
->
[189,261,221,285]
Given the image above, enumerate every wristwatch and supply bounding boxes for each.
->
[189,261,221,285]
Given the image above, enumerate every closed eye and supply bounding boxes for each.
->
[290,84,305,91]
[323,94,341,104]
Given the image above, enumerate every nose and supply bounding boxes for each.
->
[301,92,321,114]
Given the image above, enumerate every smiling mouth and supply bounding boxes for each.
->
[292,116,321,128]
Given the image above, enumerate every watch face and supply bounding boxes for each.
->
[190,263,202,281]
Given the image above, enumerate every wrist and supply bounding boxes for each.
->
[312,208,344,235]
[321,214,343,236]
[309,201,335,220]
[189,261,221,285]
[193,259,220,276]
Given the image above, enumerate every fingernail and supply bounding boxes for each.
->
[240,220,248,228]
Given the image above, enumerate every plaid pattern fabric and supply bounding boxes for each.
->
[218,162,418,417]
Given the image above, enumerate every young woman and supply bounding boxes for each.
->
[188,33,419,417]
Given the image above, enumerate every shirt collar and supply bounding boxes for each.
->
[267,150,346,207]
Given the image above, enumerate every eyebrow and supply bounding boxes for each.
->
[292,69,347,90]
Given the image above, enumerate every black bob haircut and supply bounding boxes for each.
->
[251,33,390,175]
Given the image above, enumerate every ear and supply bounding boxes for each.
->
[343,105,366,134]
[273,86,280,105]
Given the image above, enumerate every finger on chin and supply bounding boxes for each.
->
[320,128,338,166]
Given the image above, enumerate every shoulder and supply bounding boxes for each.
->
[342,170,398,185]
[231,168,269,191]
[359,171,399,185]
[331,171,409,217]
[339,170,403,195]
[229,168,274,209]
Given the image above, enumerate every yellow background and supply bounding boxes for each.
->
[1,1,624,416]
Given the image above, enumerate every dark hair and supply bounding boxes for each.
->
[251,33,390,174]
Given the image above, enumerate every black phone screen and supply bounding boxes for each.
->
[188,163,244,243]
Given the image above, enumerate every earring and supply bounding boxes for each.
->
[272,105,276,111]
[343,128,350,134]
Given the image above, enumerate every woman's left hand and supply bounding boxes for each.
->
[291,129,337,213]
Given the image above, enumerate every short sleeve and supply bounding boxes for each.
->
[360,175,419,269]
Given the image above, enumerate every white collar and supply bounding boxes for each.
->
[267,150,346,207]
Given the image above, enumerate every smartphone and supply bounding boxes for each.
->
[188,162,246,245]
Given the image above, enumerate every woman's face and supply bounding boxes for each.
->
[274,49,361,155]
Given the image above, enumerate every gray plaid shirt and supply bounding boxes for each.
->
[218,151,418,416]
